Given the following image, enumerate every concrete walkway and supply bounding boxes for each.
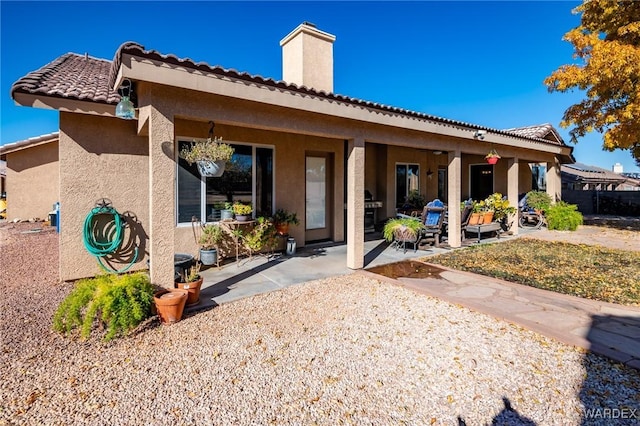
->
[188,230,640,370]
[362,261,640,370]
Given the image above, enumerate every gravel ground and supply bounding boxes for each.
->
[1,222,639,425]
[524,224,640,252]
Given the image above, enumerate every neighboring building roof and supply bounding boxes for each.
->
[11,41,572,153]
[0,132,59,156]
[11,53,119,105]
[622,172,640,180]
[561,162,628,185]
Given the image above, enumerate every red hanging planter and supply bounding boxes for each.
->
[485,149,500,165]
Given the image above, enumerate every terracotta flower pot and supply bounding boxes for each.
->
[275,222,289,235]
[481,211,494,224]
[154,289,188,325]
[175,276,204,306]
[468,212,482,225]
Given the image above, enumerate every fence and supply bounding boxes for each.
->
[562,190,640,216]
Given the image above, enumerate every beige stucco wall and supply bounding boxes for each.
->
[173,120,345,256]
[5,141,59,221]
[59,112,149,281]
[519,164,534,195]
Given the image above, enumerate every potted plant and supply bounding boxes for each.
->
[485,149,501,165]
[485,193,516,229]
[383,217,424,243]
[467,201,483,225]
[272,209,300,235]
[175,262,203,306]
[153,288,188,325]
[220,202,234,221]
[208,201,226,221]
[477,198,494,224]
[406,190,426,209]
[233,202,253,222]
[179,137,235,177]
[198,224,224,266]
[241,216,278,255]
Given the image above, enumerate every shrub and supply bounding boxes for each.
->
[242,217,277,252]
[525,190,552,212]
[546,201,583,231]
[53,272,154,341]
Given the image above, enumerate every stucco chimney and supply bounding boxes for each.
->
[280,22,336,93]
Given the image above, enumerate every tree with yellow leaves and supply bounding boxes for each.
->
[545,0,640,164]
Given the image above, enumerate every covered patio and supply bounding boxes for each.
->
[190,228,535,310]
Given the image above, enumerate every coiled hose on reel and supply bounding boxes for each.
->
[83,200,138,274]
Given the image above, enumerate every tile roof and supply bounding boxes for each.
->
[503,124,565,146]
[11,54,119,105]
[0,132,59,156]
[12,41,571,152]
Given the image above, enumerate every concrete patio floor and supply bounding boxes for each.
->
[191,229,525,310]
[193,233,443,308]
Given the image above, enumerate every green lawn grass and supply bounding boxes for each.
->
[427,238,640,306]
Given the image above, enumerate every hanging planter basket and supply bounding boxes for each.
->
[179,121,235,178]
[485,149,501,165]
[197,160,226,177]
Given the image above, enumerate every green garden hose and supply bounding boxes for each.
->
[83,203,138,274]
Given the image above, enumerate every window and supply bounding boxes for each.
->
[396,163,420,207]
[176,140,274,224]
[438,166,448,202]
[531,164,546,191]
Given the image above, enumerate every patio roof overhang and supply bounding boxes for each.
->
[11,42,575,164]
[115,53,573,163]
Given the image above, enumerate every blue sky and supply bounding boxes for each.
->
[1,1,638,172]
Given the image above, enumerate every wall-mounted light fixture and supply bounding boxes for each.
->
[115,79,136,120]
[474,130,487,140]
[426,168,434,179]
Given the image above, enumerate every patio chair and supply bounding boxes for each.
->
[417,199,446,248]
[440,200,473,245]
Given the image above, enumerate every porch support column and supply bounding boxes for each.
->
[147,105,175,288]
[546,157,561,202]
[447,150,462,247]
[507,157,519,235]
[346,137,365,269]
